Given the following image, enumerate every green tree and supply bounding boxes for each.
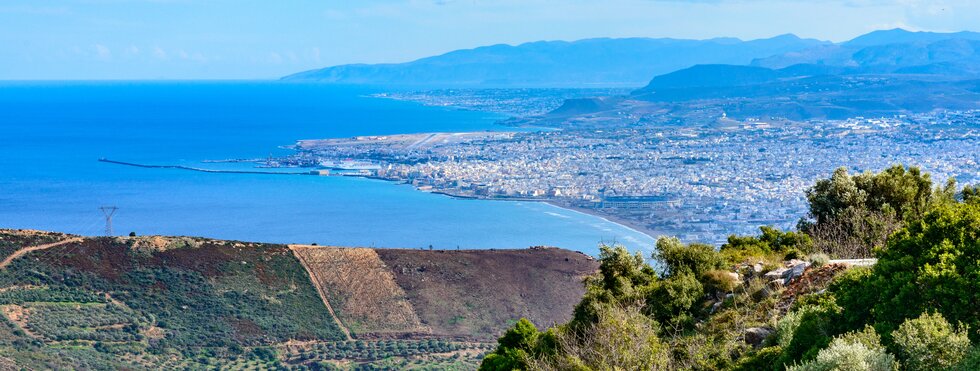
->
[480,318,540,371]
[962,185,980,205]
[570,244,657,329]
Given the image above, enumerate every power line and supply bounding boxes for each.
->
[99,206,118,237]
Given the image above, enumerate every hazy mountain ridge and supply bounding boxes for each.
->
[752,29,980,75]
[283,35,828,87]
[624,29,980,119]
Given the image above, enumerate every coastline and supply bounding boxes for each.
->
[543,201,661,246]
[419,186,661,248]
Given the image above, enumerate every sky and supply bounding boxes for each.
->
[1,0,978,80]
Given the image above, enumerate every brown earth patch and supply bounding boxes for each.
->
[777,263,851,314]
[291,246,427,337]
[375,247,597,341]
[0,305,36,338]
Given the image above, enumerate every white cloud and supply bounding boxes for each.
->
[94,44,111,60]
[152,46,167,59]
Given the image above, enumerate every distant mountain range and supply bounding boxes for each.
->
[624,29,980,119]
[750,29,980,76]
[285,29,980,88]
[283,35,828,87]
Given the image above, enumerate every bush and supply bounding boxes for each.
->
[647,272,703,327]
[807,253,829,267]
[891,313,971,371]
[953,346,980,371]
[735,346,783,371]
[654,237,725,278]
[780,297,845,363]
[834,202,980,338]
[721,226,813,263]
[702,269,738,297]
[480,318,539,371]
[535,305,668,370]
[786,337,897,371]
[772,310,804,349]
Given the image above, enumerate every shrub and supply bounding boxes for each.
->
[834,202,980,339]
[646,272,703,327]
[780,297,846,363]
[786,337,897,371]
[480,318,539,371]
[807,253,830,267]
[535,305,668,370]
[702,269,738,297]
[721,226,814,263]
[952,346,980,371]
[654,237,725,278]
[735,346,783,371]
[891,312,971,370]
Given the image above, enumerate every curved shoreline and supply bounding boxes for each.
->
[100,158,660,253]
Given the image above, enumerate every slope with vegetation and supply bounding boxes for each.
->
[0,232,595,369]
[482,165,980,370]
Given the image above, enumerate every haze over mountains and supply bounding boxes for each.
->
[285,29,980,88]
[283,35,828,87]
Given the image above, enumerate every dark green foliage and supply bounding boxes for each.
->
[962,185,980,205]
[804,165,934,225]
[722,226,814,262]
[779,297,845,364]
[283,339,476,364]
[832,202,980,340]
[647,272,703,327]
[480,319,540,371]
[654,237,725,278]
[0,287,107,305]
[953,346,980,371]
[735,346,783,371]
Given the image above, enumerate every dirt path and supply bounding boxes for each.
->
[289,245,354,341]
[0,238,82,269]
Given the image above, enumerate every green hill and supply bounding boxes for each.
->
[0,231,596,369]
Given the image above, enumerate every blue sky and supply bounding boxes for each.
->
[1,0,977,80]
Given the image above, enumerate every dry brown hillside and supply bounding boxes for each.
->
[375,247,597,340]
[291,245,597,341]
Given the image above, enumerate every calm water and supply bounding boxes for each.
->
[0,81,656,254]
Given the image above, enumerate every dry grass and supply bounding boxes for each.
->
[291,246,428,337]
[376,247,597,340]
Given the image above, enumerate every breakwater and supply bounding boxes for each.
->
[98,158,313,175]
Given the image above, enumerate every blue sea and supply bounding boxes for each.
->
[0,81,656,255]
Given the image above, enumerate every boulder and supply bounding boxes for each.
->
[727,271,741,283]
[785,261,811,283]
[764,268,788,281]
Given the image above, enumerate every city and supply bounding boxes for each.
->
[275,100,980,244]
